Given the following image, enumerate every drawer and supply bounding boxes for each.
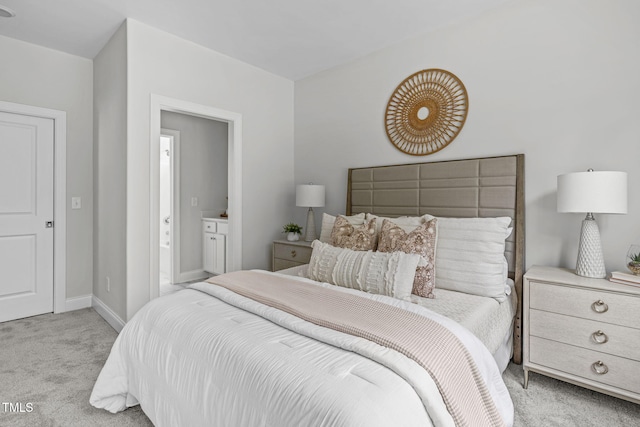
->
[530,309,640,361]
[217,222,229,235]
[529,282,640,329]
[530,336,640,395]
[273,258,305,272]
[203,220,217,233]
[274,243,312,263]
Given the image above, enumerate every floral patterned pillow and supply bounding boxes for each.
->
[330,216,377,251]
[377,218,437,298]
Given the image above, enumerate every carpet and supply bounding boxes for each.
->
[503,360,640,426]
[0,308,152,427]
[1,307,639,426]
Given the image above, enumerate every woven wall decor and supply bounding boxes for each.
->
[385,69,468,156]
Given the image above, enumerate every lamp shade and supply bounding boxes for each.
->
[296,184,325,208]
[557,171,627,214]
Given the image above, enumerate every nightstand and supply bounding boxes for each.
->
[523,266,640,404]
[272,240,313,271]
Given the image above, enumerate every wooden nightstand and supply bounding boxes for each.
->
[523,266,640,404]
[272,240,313,271]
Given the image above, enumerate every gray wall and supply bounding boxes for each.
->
[126,20,295,319]
[92,20,295,321]
[161,111,228,274]
[93,23,128,320]
[0,34,94,300]
[294,0,640,274]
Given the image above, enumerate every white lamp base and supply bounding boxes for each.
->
[575,214,606,278]
[303,207,317,242]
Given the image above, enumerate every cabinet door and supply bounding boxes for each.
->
[212,233,226,275]
[203,232,215,273]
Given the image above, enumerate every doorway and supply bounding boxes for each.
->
[158,129,180,295]
[159,112,229,292]
[150,95,242,301]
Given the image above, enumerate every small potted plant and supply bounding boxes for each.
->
[282,223,303,241]
[627,245,640,275]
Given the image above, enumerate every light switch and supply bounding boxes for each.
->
[191,197,198,207]
[71,197,82,209]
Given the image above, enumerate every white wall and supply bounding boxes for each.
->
[294,0,640,273]
[126,20,294,319]
[0,35,94,300]
[161,111,229,274]
[93,23,128,320]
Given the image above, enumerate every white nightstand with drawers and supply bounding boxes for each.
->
[523,266,640,404]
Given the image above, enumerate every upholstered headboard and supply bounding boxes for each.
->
[346,154,525,363]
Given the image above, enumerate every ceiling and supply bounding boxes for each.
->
[0,0,513,80]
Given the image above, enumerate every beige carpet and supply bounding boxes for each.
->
[1,307,639,426]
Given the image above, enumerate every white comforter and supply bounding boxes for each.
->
[90,271,513,427]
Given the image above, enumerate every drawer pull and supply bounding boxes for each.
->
[591,361,609,375]
[591,300,608,313]
[591,330,608,344]
[291,250,297,258]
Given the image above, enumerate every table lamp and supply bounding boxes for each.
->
[557,169,627,278]
[296,184,325,242]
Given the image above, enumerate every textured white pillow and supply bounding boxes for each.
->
[434,217,512,302]
[319,213,365,243]
[307,240,423,301]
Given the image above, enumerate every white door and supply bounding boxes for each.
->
[212,233,226,275]
[0,112,54,322]
[203,232,215,274]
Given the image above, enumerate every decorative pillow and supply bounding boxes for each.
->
[307,240,424,301]
[434,216,512,302]
[377,218,438,299]
[330,216,377,251]
[319,213,365,243]
[366,213,435,234]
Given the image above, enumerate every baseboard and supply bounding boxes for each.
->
[178,269,209,283]
[92,296,125,333]
[64,294,92,312]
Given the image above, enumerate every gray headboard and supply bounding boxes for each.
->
[346,154,525,363]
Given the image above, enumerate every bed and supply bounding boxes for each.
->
[280,263,517,374]
[345,154,525,367]
[90,154,525,427]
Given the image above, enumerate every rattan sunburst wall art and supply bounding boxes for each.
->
[385,69,468,156]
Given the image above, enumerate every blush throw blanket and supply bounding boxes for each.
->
[207,270,507,427]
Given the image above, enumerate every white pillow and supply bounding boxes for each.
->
[365,213,435,234]
[434,217,512,302]
[319,213,365,243]
[307,240,423,301]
